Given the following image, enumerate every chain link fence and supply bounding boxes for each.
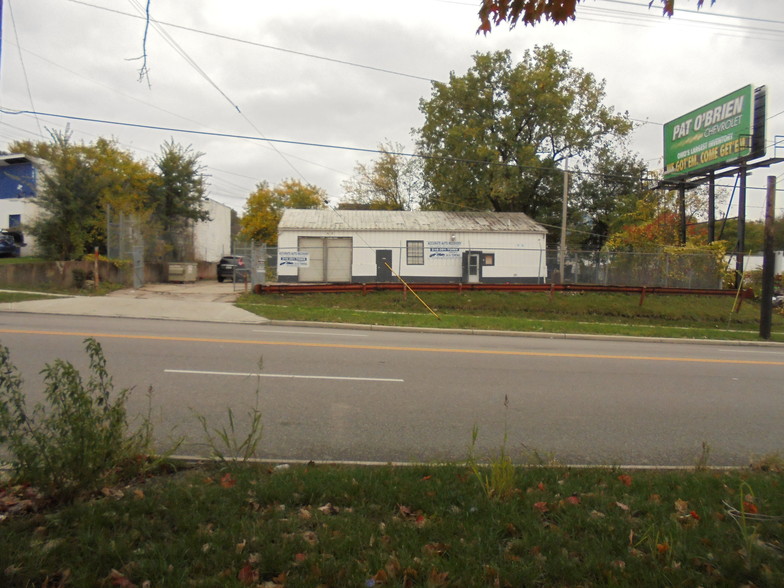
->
[263,244,728,289]
[550,250,728,289]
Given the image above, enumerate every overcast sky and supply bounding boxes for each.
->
[1,0,783,220]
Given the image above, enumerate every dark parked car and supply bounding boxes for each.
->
[217,255,249,282]
[0,230,22,258]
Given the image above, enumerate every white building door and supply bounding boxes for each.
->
[467,252,481,283]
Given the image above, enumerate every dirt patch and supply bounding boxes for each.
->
[107,280,253,303]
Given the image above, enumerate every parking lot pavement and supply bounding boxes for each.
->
[0,280,266,324]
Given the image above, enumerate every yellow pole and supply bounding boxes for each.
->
[384,262,440,320]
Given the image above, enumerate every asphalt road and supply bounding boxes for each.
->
[1,312,783,467]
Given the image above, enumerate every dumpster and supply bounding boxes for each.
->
[168,262,198,283]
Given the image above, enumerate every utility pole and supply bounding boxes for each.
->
[558,157,568,284]
[760,176,776,340]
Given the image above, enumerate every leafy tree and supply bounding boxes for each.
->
[478,0,716,32]
[416,46,631,232]
[570,147,648,251]
[24,131,105,259]
[240,179,326,244]
[148,140,209,230]
[605,189,710,252]
[16,131,155,260]
[147,141,209,260]
[341,142,422,211]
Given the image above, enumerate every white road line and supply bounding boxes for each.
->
[165,369,403,383]
[253,329,368,337]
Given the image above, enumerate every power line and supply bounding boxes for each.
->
[0,106,652,181]
[5,0,42,137]
[66,0,437,83]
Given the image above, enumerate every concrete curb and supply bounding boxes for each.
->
[266,320,784,347]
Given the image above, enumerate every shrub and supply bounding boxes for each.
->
[0,338,153,501]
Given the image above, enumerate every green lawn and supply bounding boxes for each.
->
[237,290,784,342]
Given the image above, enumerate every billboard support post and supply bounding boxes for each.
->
[708,172,716,243]
[735,163,747,288]
[678,184,686,245]
[760,176,776,339]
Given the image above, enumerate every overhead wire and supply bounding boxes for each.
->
[124,0,308,183]
[67,0,437,83]
[5,0,42,138]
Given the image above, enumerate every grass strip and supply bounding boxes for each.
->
[2,463,782,586]
[237,291,784,342]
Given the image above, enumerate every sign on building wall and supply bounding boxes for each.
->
[427,240,462,259]
[663,85,754,180]
[278,251,310,267]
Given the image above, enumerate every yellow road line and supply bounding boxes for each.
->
[1,328,783,366]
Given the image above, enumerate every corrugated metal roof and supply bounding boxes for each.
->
[279,209,546,234]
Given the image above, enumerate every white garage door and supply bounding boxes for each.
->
[297,237,352,283]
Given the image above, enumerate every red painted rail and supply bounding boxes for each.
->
[256,282,754,299]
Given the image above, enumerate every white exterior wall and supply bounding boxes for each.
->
[277,228,547,281]
[725,252,784,274]
[0,198,41,257]
[193,199,232,262]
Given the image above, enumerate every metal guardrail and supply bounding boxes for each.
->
[257,281,754,300]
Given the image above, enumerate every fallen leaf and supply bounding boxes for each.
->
[674,499,689,514]
[294,552,308,563]
[317,503,339,515]
[220,473,236,489]
[617,474,632,487]
[237,563,259,586]
[743,501,759,514]
[533,501,549,513]
[106,569,137,588]
[302,531,318,545]
[428,568,450,586]
[423,542,450,556]
[565,495,581,505]
[372,568,388,584]
[616,501,629,511]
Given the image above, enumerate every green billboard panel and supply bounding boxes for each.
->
[663,85,753,180]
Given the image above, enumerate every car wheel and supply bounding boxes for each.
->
[217,276,224,283]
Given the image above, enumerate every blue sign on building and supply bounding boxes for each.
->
[0,159,37,199]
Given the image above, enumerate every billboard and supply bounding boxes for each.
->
[663,85,754,180]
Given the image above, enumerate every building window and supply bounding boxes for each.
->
[483,253,495,266]
[407,240,424,265]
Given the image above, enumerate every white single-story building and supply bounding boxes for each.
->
[276,209,548,284]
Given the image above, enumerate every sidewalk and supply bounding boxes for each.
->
[0,282,268,324]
